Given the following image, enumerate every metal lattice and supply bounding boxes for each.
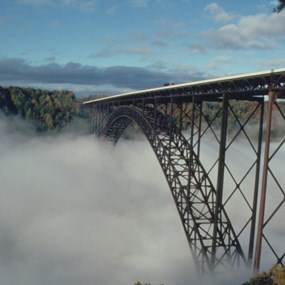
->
[84,69,285,274]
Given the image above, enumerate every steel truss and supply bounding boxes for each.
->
[84,69,285,274]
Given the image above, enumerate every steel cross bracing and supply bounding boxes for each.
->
[84,69,285,274]
[103,104,246,273]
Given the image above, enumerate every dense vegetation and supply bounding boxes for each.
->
[1,85,284,140]
[242,264,285,285]
[0,86,88,132]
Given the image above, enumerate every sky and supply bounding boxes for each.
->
[0,0,285,96]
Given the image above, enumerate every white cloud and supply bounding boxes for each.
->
[205,12,285,50]
[207,55,231,70]
[188,44,207,54]
[205,2,234,23]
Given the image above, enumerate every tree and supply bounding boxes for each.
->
[274,0,285,13]
[242,264,285,285]
[271,264,285,285]
[0,86,87,132]
[242,271,273,285]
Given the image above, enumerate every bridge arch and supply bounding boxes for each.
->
[102,105,245,273]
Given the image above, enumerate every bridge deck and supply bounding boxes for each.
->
[84,68,285,106]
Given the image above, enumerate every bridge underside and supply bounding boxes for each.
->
[85,70,285,274]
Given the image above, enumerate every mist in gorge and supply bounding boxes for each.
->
[0,115,197,285]
[0,114,284,285]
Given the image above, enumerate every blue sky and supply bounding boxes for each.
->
[0,0,284,96]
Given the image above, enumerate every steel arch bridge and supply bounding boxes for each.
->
[84,69,285,275]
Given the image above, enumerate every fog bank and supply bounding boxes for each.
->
[0,117,197,285]
[1,116,283,285]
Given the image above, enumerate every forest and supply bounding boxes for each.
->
[242,264,285,284]
[1,85,285,139]
[0,86,88,132]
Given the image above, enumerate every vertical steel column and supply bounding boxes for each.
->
[89,107,93,134]
[169,97,174,150]
[102,103,106,137]
[248,99,264,264]
[188,96,197,247]
[254,91,276,272]
[195,101,203,159]
[97,104,100,136]
[95,105,98,135]
[97,105,102,136]
[154,98,157,135]
[99,104,104,136]
[188,95,195,233]
[212,94,229,267]
[178,102,183,133]
[95,106,98,135]
[90,106,93,134]
[189,96,196,169]
[93,106,97,135]
[104,103,111,135]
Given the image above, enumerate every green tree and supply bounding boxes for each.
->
[242,271,273,285]
[242,265,285,285]
[271,264,285,285]
[0,86,87,132]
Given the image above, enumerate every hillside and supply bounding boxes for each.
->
[0,86,88,132]
[1,86,284,138]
